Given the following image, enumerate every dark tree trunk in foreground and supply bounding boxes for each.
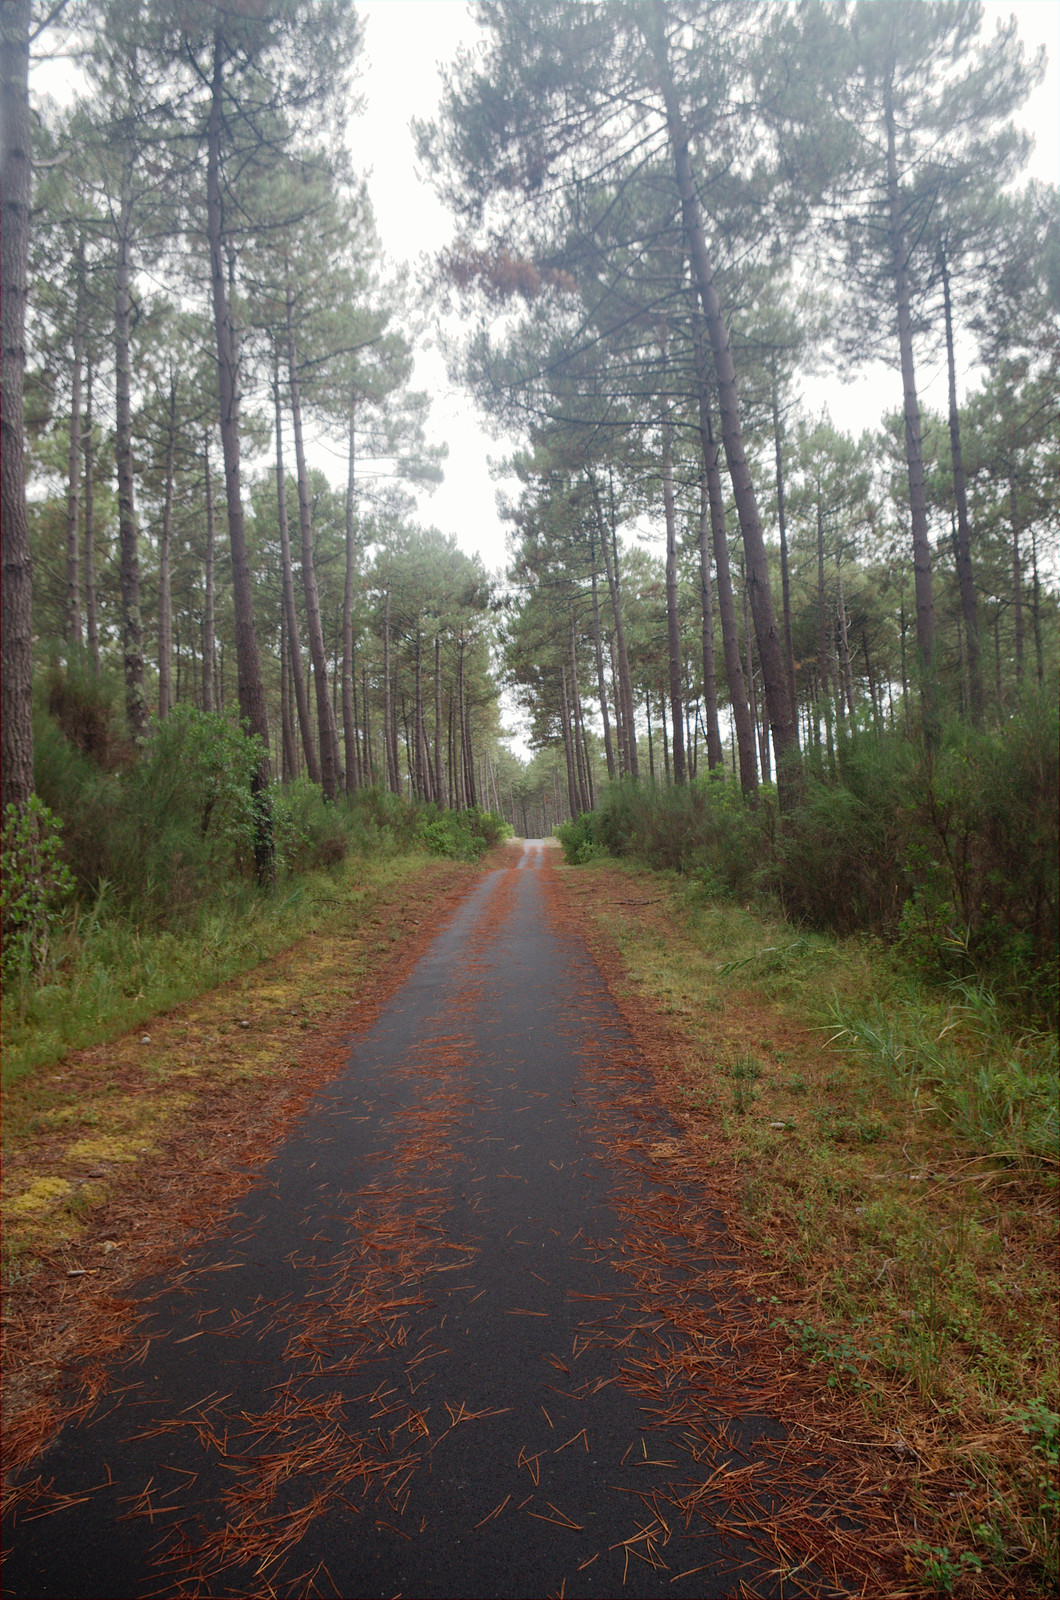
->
[207,29,272,879]
[0,0,34,812]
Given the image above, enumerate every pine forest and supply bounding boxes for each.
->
[1,3,1057,1591]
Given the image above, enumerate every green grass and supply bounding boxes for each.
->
[564,857,1059,1594]
[1,851,443,1087]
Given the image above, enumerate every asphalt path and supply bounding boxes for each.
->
[3,843,850,1599]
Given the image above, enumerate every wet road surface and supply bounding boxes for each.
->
[2,843,851,1598]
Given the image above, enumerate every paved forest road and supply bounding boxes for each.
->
[3,844,853,1599]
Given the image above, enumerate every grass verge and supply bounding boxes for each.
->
[555,857,1059,1598]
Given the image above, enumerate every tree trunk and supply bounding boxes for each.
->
[342,386,358,793]
[114,170,147,740]
[1009,475,1023,684]
[65,243,85,649]
[816,490,834,758]
[0,0,34,812]
[694,355,756,794]
[201,435,215,712]
[434,635,445,806]
[207,30,272,880]
[660,693,671,783]
[84,357,99,676]
[1031,523,1043,685]
[559,664,579,816]
[884,86,935,704]
[644,691,655,781]
[771,360,797,720]
[271,365,319,783]
[643,17,798,792]
[589,467,638,775]
[697,473,723,769]
[661,407,686,784]
[589,529,615,781]
[836,554,856,717]
[286,286,339,800]
[280,608,298,780]
[156,372,176,718]
[940,242,982,723]
[383,590,399,793]
[569,617,591,813]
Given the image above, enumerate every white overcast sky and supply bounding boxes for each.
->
[352,0,1059,576]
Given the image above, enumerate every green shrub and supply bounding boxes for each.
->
[1,797,75,980]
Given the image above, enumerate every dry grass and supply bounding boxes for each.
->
[552,857,1059,1598]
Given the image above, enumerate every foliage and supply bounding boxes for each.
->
[1,797,75,982]
[561,704,1059,1023]
[416,803,512,860]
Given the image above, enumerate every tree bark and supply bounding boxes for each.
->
[589,528,615,781]
[1009,475,1023,683]
[643,14,798,794]
[114,168,147,739]
[589,467,638,775]
[383,590,398,792]
[434,636,446,806]
[661,407,686,783]
[342,385,359,793]
[836,554,856,717]
[559,664,579,816]
[771,360,797,720]
[0,0,34,812]
[65,242,85,649]
[271,366,319,782]
[286,286,340,800]
[156,372,176,718]
[697,473,723,769]
[206,29,272,879]
[694,358,756,794]
[884,86,935,705]
[569,616,591,813]
[280,608,298,780]
[84,357,99,676]
[201,435,215,712]
[940,242,982,723]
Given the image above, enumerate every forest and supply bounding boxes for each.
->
[1,3,1057,1590]
[1,0,1056,1013]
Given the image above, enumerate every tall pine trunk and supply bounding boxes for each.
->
[342,387,359,793]
[661,409,686,783]
[114,171,147,739]
[65,243,85,649]
[201,435,215,712]
[589,530,615,780]
[589,467,638,775]
[692,345,756,795]
[0,0,34,811]
[771,360,797,720]
[884,87,935,707]
[84,358,100,676]
[643,16,798,796]
[286,286,340,800]
[697,472,723,770]
[207,30,272,879]
[156,373,176,718]
[272,365,319,783]
[939,243,982,723]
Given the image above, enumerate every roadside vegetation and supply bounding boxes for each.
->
[2,676,510,1090]
[556,716,1058,1596]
